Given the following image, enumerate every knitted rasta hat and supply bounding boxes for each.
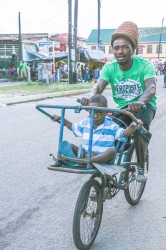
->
[111,21,139,49]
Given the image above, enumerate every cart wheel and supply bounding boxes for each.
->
[73,179,103,250]
[124,143,148,205]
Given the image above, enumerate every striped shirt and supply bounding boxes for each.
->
[72,116,127,155]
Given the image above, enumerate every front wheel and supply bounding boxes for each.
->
[73,179,103,250]
[124,143,148,205]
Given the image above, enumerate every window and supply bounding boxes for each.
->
[156,44,162,53]
[91,46,96,50]
[147,45,152,54]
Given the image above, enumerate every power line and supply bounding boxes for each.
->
[22,0,68,25]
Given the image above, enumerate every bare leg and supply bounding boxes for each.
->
[91,148,116,164]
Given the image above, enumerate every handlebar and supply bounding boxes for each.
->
[77,98,82,103]
[36,101,148,159]
[36,100,147,135]
[76,98,147,135]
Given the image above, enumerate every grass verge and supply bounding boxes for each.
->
[0,81,94,95]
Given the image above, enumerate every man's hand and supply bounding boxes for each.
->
[80,97,89,106]
[128,101,145,113]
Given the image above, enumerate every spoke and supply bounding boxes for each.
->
[129,180,142,199]
[80,187,99,244]
[128,151,142,200]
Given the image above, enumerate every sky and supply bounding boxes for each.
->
[0,0,166,38]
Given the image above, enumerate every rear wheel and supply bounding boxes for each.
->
[73,179,103,250]
[124,143,148,205]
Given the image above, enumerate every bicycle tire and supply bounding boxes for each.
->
[73,179,103,250]
[124,143,148,205]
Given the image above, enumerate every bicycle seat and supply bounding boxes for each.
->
[92,163,126,176]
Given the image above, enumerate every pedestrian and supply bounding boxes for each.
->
[10,64,16,82]
[31,64,36,81]
[81,65,85,82]
[59,63,67,75]
[163,61,166,88]
[94,68,100,83]
[19,61,27,81]
[77,63,83,82]
[51,63,56,82]
[26,63,31,83]
[80,21,157,182]
[89,69,94,82]
[84,65,90,83]
[159,64,164,75]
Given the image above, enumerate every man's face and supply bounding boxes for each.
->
[112,37,134,65]
[88,102,107,126]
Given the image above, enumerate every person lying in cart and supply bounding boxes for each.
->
[53,94,142,164]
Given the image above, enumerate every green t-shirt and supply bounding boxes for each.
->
[20,62,27,71]
[100,56,157,109]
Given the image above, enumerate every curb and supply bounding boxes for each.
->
[0,89,90,106]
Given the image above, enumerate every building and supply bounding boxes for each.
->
[0,32,88,80]
[0,33,50,59]
[0,32,87,61]
[49,33,87,52]
[87,27,166,61]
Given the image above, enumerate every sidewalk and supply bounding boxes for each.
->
[0,85,90,106]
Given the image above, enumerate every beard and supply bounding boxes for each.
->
[117,60,127,65]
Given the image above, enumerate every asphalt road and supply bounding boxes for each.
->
[0,76,166,250]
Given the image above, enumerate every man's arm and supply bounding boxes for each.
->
[81,79,108,105]
[90,79,108,96]
[128,77,156,112]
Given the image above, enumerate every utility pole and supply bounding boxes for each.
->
[68,0,73,83]
[97,0,101,50]
[158,18,164,60]
[73,0,78,83]
[18,12,23,63]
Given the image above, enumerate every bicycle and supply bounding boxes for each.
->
[36,101,150,250]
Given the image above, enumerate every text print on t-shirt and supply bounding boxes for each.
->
[114,78,143,101]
